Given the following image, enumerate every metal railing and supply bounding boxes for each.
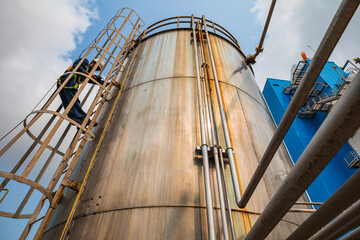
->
[342,59,360,73]
[290,61,308,85]
[143,16,243,53]
[344,150,360,168]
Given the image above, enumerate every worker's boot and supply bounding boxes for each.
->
[86,119,98,127]
[76,119,98,134]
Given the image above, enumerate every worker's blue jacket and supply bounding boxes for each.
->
[58,58,105,89]
[58,58,90,89]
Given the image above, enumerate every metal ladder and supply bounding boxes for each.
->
[0,8,144,239]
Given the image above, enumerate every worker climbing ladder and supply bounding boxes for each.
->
[0,8,144,239]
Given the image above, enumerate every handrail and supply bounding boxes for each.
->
[142,16,241,52]
[341,59,360,71]
[291,61,308,84]
[344,150,360,167]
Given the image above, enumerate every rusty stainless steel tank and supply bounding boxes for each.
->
[42,16,309,239]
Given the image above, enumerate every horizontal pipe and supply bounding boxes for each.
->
[239,0,360,209]
[244,67,360,240]
[310,200,360,240]
[330,211,360,240]
[288,209,316,213]
[288,172,360,240]
[294,202,322,206]
[339,226,360,240]
[316,95,340,104]
[321,214,360,240]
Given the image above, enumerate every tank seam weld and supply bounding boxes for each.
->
[122,77,270,113]
[43,205,300,234]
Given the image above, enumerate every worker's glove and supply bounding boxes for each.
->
[92,74,104,85]
[96,75,104,85]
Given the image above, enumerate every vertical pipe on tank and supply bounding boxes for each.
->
[201,16,242,206]
[191,15,216,240]
[218,148,236,240]
[199,33,236,239]
[197,20,230,240]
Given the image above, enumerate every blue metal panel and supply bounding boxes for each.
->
[263,77,356,204]
[307,60,348,92]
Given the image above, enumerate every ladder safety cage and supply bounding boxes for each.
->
[0,8,144,240]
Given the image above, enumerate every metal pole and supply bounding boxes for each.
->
[198,20,231,240]
[258,0,276,49]
[239,0,360,209]
[201,15,243,208]
[191,15,216,240]
[244,70,360,240]
[245,0,277,64]
[287,172,360,240]
[310,199,360,240]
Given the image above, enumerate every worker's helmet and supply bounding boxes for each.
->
[93,59,105,71]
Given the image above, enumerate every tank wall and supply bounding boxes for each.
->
[43,30,308,239]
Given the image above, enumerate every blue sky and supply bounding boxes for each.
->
[0,0,359,239]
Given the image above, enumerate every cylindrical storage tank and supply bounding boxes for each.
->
[43,18,309,239]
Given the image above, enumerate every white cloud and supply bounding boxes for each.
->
[0,0,98,136]
[251,0,360,89]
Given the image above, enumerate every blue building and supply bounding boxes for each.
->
[263,57,359,203]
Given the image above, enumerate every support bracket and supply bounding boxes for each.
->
[195,146,234,160]
[62,178,80,192]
